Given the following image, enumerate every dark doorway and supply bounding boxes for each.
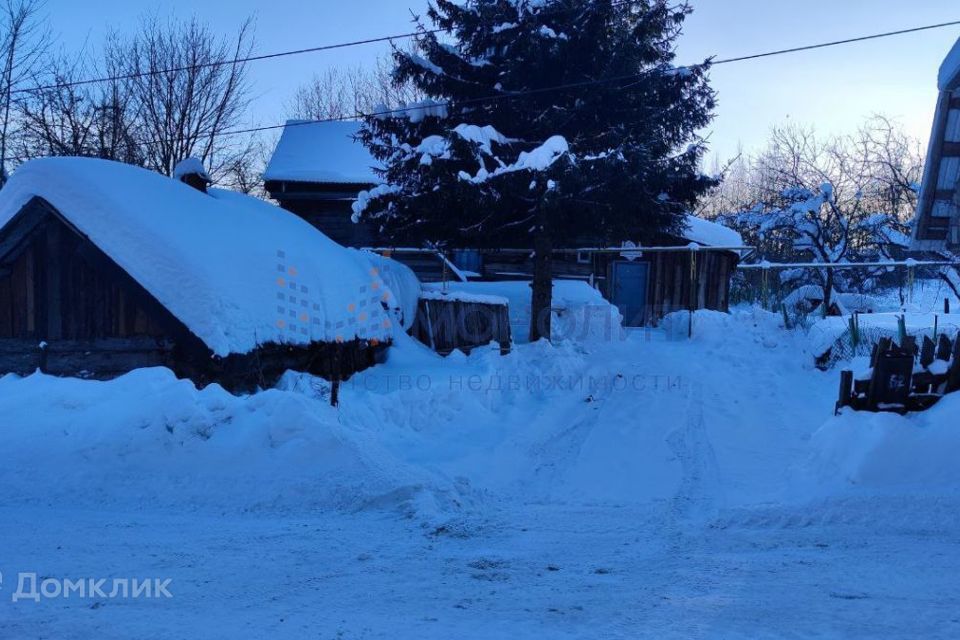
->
[611,261,649,327]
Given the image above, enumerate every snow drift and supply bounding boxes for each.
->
[796,394,960,497]
[0,368,467,523]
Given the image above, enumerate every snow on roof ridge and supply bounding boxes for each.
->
[0,157,396,356]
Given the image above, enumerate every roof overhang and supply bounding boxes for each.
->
[940,38,960,91]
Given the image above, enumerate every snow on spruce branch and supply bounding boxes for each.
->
[457,135,570,184]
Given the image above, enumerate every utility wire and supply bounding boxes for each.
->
[712,19,960,65]
[11,0,647,95]
[133,18,960,146]
[10,31,437,95]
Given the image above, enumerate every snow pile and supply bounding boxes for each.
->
[660,307,784,346]
[419,289,509,306]
[796,394,960,497]
[172,157,211,182]
[0,368,468,524]
[782,284,827,310]
[264,120,379,184]
[422,280,623,344]
[682,214,743,248]
[362,252,421,330]
[378,99,449,123]
[0,158,396,355]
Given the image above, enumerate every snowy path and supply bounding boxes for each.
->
[2,497,957,639]
[0,311,958,638]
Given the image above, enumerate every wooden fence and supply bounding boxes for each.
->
[836,333,960,414]
[412,296,512,356]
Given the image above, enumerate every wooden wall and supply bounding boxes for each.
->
[450,248,737,327]
[0,222,171,341]
[266,180,377,248]
[637,250,735,325]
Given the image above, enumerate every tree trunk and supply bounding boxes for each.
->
[529,209,553,343]
[822,267,834,316]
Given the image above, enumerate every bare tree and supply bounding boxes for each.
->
[0,0,48,183]
[112,15,255,177]
[218,134,270,196]
[697,146,754,218]
[287,51,425,121]
[15,48,143,163]
[288,66,373,121]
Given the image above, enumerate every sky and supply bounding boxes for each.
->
[32,0,960,163]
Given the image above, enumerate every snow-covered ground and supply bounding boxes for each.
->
[0,308,957,638]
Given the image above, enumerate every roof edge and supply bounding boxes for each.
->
[939,37,960,91]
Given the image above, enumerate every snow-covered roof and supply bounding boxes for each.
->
[0,158,398,356]
[682,214,744,248]
[264,120,380,185]
[940,37,960,91]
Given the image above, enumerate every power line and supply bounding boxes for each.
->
[137,18,960,146]
[11,30,437,95]
[712,19,960,65]
[12,0,646,96]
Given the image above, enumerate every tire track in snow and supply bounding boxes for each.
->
[666,381,725,525]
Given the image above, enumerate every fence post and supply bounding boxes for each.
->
[836,369,853,414]
[761,264,770,310]
[688,248,697,339]
[330,380,341,408]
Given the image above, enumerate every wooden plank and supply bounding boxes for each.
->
[25,246,35,335]
[937,334,953,361]
[948,338,960,393]
[920,336,936,369]
[0,337,177,378]
[836,370,853,413]
[0,275,11,337]
[0,201,50,264]
[44,337,173,353]
[44,223,62,340]
[10,249,27,337]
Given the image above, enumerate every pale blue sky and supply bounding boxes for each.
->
[36,0,960,161]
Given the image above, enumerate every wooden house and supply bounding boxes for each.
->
[0,157,405,390]
[264,120,380,248]
[265,121,747,327]
[914,36,960,251]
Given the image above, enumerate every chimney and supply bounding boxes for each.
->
[173,157,212,194]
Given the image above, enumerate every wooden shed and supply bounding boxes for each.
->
[0,158,403,391]
[264,120,380,248]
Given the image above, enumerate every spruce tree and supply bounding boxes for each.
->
[355,0,716,341]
